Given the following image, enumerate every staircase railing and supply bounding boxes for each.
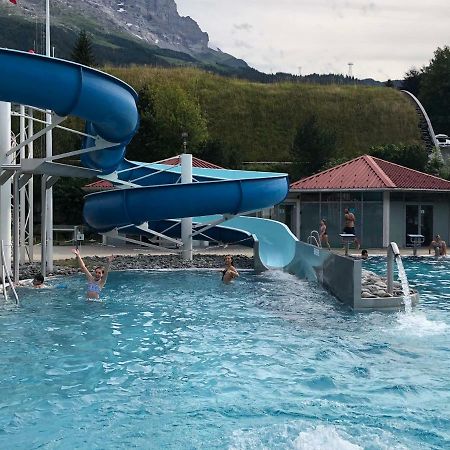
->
[307,230,321,247]
[1,239,19,305]
[401,90,439,151]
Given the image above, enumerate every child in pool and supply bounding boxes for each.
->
[72,248,114,299]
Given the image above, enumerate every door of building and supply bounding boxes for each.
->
[405,204,433,246]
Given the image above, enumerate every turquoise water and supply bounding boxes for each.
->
[0,262,449,449]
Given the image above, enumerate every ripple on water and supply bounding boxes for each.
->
[0,268,449,449]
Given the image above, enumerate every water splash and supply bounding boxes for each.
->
[395,256,412,313]
[293,425,362,450]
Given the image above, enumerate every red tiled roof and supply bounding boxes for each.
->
[290,154,450,191]
[156,155,223,169]
[82,179,114,192]
[82,155,223,191]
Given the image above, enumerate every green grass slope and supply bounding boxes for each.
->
[107,66,421,163]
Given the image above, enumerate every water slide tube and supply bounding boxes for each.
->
[0,48,298,269]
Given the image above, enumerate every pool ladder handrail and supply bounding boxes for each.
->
[1,239,19,305]
[307,230,321,248]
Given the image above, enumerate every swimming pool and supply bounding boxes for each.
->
[0,261,449,449]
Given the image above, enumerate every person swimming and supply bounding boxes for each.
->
[72,248,114,299]
[222,255,239,284]
[32,273,46,288]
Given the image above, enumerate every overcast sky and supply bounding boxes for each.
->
[176,0,449,80]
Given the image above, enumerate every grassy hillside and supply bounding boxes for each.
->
[106,66,421,163]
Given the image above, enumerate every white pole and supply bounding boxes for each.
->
[181,153,193,261]
[19,105,26,263]
[28,109,34,262]
[0,102,12,271]
[45,0,53,272]
[46,0,50,57]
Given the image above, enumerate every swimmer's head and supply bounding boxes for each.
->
[33,273,44,286]
[224,255,234,266]
[93,266,104,281]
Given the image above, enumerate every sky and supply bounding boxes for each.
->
[176,0,450,81]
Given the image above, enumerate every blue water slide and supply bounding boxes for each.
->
[194,215,298,269]
[0,48,138,173]
[0,48,298,269]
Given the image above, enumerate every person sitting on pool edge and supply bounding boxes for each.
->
[429,235,447,258]
[72,248,115,299]
[222,255,239,284]
[32,273,46,288]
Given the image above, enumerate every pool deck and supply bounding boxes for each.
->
[31,244,436,262]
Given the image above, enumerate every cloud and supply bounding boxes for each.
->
[233,40,253,49]
[177,0,450,80]
[233,23,253,32]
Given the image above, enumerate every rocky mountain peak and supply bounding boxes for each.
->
[7,0,209,54]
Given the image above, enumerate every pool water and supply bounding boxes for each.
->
[0,262,449,449]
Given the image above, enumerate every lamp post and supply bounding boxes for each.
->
[181,131,188,153]
[180,132,192,260]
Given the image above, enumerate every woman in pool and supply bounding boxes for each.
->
[222,255,239,284]
[72,248,114,299]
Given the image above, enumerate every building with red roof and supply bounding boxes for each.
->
[282,155,450,248]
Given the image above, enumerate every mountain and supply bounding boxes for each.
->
[0,0,249,73]
[0,1,395,86]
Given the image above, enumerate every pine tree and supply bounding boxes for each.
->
[71,30,95,67]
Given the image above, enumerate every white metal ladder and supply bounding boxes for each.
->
[1,240,19,305]
[307,230,321,248]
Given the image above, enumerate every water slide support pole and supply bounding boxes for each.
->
[45,0,53,272]
[41,175,47,275]
[28,109,34,262]
[181,153,193,261]
[0,102,12,272]
[19,105,26,263]
[13,173,19,283]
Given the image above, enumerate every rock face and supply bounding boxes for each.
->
[9,0,209,55]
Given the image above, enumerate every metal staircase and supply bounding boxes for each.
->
[401,90,439,153]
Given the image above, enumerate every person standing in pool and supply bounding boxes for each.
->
[72,248,114,299]
[222,255,239,284]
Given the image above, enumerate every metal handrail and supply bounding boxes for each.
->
[307,230,321,248]
[1,240,19,305]
[401,90,439,148]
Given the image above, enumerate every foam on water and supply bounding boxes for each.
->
[395,311,448,336]
[293,425,362,450]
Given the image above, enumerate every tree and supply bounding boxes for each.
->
[71,29,95,67]
[426,147,444,176]
[289,115,337,181]
[384,79,394,88]
[419,46,450,134]
[127,85,209,162]
[401,67,422,96]
[369,143,428,172]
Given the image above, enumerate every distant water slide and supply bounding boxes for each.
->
[0,48,298,269]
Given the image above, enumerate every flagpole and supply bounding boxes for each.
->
[44,0,54,273]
